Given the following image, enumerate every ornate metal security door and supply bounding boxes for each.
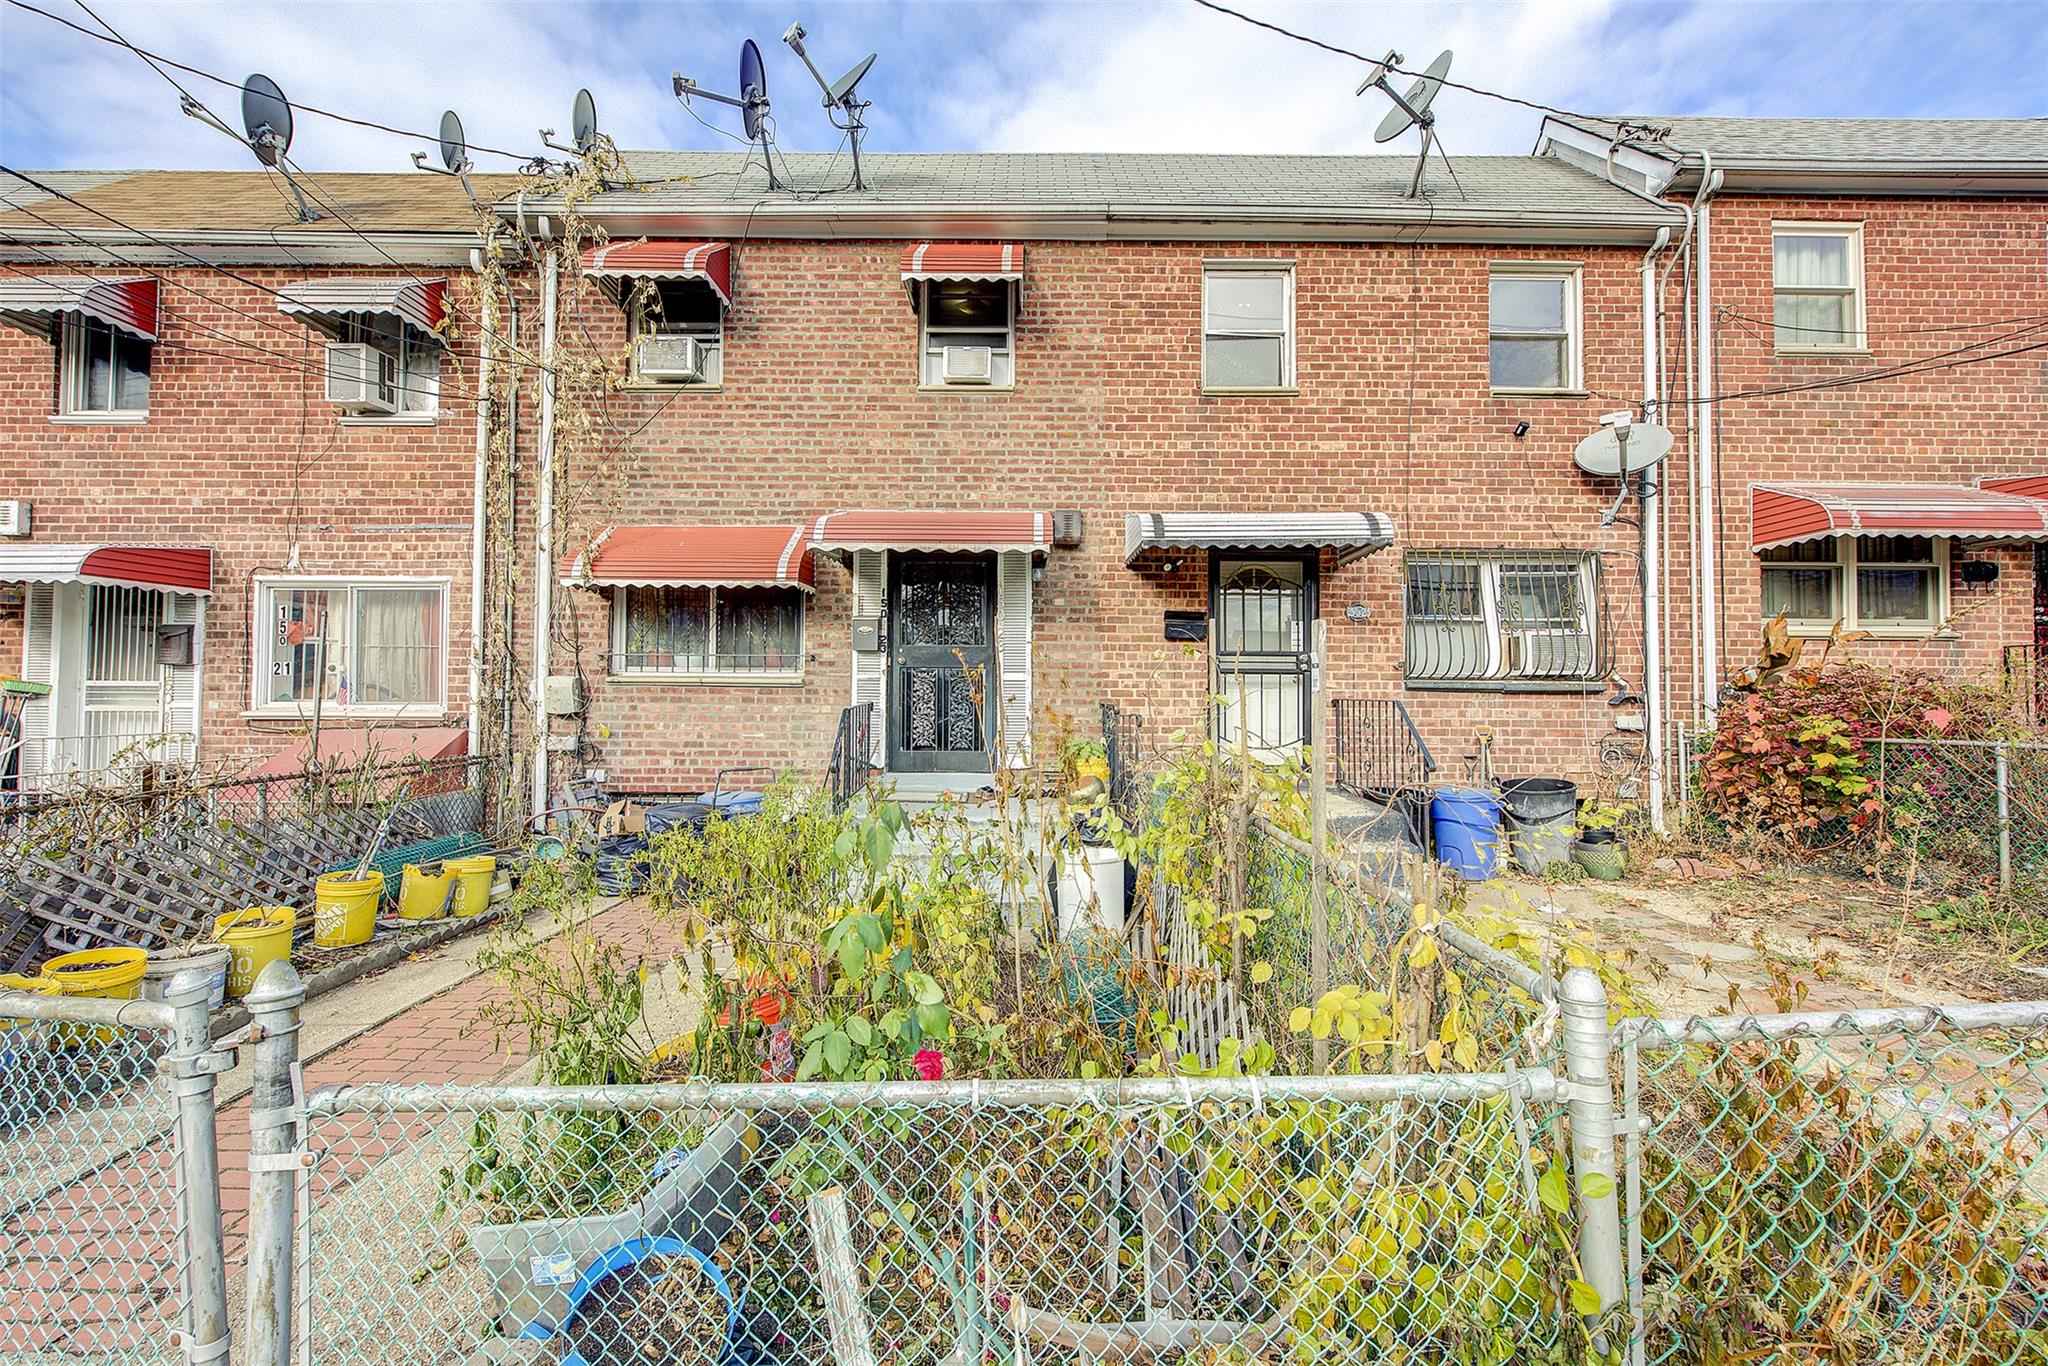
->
[889,555,994,773]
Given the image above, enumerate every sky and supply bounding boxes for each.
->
[0,0,2043,173]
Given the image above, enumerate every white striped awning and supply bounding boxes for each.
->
[0,544,212,594]
[1124,512,1397,566]
[275,278,447,337]
[0,275,157,341]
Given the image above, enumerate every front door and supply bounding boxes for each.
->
[889,555,995,773]
[1213,556,1315,756]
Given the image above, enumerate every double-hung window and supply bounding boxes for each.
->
[630,279,724,386]
[1202,265,1294,391]
[255,578,447,714]
[60,315,151,418]
[611,585,803,680]
[919,279,1014,388]
[330,315,439,417]
[1761,534,1942,633]
[1772,225,1864,350]
[1488,266,1581,391]
[1404,551,1602,686]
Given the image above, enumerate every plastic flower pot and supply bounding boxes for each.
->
[1572,838,1627,880]
[547,1236,739,1366]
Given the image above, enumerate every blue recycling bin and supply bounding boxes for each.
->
[1431,787,1504,880]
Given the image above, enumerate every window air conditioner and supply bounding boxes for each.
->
[941,344,994,384]
[636,335,706,382]
[1507,632,1594,679]
[324,342,398,413]
[0,500,28,537]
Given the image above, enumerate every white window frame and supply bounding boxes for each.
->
[1760,534,1947,637]
[1403,551,1601,687]
[1201,262,1296,393]
[918,278,1016,391]
[608,584,805,684]
[327,315,440,422]
[56,314,151,422]
[1771,222,1866,353]
[248,575,451,718]
[1487,263,1583,394]
[627,278,724,388]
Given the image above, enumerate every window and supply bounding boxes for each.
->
[1772,225,1863,350]
[1761,535,1942,632]
[611,585,803,679]
[1488,267,1580,391]
[919,279,1014,388]
[256,579,446,713]
[330,315,439,416]
[1404,551,1603,685]
[629,279,723,385]
[60,316,150,417]
[1202,266,1293,390]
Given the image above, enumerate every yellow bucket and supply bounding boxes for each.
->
[40,947,147,1044]
[214,908,294,999]
[314,870,385,948]
[398,863,456,921]
[445,855,497,918]
[0,972,60,1052]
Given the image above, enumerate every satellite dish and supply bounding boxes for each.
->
[826,52,876,107]
[739,40,768,141]
[1574,420,1674,478]
[241,74,294,167]
[437,110,468,175]
[1374,50,1452,144]
[572,88,598,155]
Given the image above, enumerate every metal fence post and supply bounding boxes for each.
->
[164,968,231,1366]
[1559,967,1625,1316]
[244,959,307,1366]
[1995,740,2013,897]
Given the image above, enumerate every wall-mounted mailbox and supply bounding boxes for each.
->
[1163,610,1208,643]
[851,615,884,652]
[154,624,194,667]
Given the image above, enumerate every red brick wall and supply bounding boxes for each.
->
[0,262,480,770]
[1696,194,2048,688]
[512,236,1672,795]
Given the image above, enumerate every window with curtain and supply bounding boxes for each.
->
[257,580,445,712]
[1772,226,1863,349]
[1488,268,1579,390]
[613,585,803,678]
[61,315,151,417]
[1202,267,1293,390]
[1759,534,1941,631]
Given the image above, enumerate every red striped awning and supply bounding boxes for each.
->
[565,525,812,591]
[900,243,1026,302]
[1751,482,2048,551]
[1980,475,2048,501]
[0,275,158,342]
[809,511,1050,556]
[0,544,212,594]
[581,240,732,307]
[276,278,446,336]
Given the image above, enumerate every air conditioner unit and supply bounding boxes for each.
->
[0,500,28,537]
[941,344,994,385]
[636,334,706,382]
[324,342,398,413]
[1507,632,1594,678]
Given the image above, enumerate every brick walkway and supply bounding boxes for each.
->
[2,900,666,1357]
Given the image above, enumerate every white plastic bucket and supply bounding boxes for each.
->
[1055,845,1127,939]
[140,944,231,1012]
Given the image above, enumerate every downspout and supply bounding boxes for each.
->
[531,233,560,820]
[466,239,493,763]
[1692,159,1724,724]
[1640,224,1672,833]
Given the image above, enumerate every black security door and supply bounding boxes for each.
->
[889,555,994,773]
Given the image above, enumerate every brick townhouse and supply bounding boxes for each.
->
[0,170,518,788]
[513,151,1687,805]
[1538,117,2048,731]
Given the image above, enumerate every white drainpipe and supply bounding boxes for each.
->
[1640,225,1671,833]
[531,242,560,819]
[1692,160,1724,723]
[467,241,494,763]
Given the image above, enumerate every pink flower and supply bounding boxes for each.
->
[1924,707,1953,733]
[913,1048,945,1082]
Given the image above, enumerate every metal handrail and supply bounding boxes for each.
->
[1330,698,1437,795]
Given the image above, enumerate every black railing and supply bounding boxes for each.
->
[1331,698,1437,796]
[827,702,876,811]
[1100,702,1146,822]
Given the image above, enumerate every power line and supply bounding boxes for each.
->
[1186,0,1655,131]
